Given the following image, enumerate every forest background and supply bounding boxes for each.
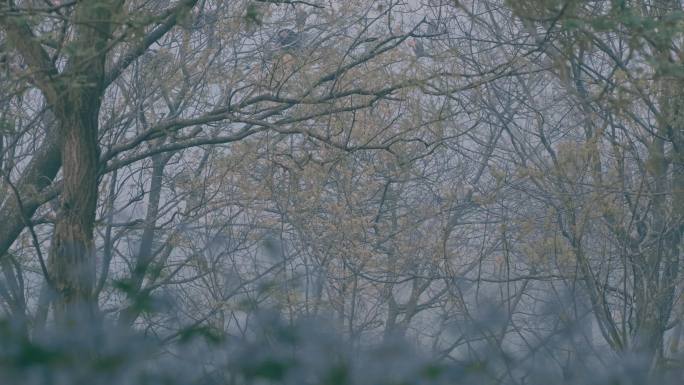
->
[0,0,683,383]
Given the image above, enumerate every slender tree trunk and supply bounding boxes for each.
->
[118,153,167,327]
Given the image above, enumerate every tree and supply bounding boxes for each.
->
[0,0,429,325]
[496,0,684,368]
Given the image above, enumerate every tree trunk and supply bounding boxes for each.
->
[47,0,116,323]
[49,104,101,322]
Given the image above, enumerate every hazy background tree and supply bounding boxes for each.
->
[0,0,682,383]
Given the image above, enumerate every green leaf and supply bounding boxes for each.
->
[590,17,617,32]
[245,3,262,26]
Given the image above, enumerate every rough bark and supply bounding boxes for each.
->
[46,0,117,322]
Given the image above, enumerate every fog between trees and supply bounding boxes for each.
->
[0,0,683,383]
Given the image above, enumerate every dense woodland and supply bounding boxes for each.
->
[0,0,683,383]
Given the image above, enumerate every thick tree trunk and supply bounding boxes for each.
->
[47,0,115,323]
[49,102,101,321]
